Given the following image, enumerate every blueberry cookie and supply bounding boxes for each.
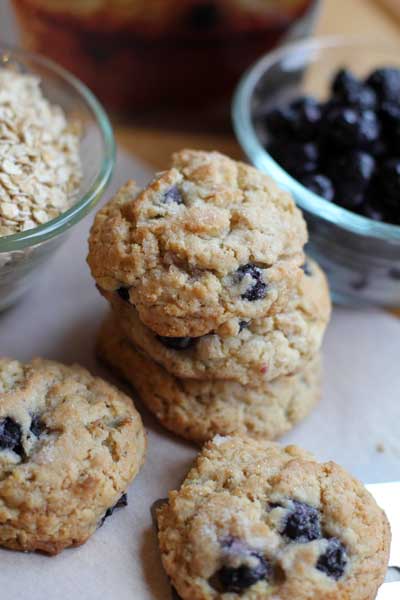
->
[157,436,390,600]
[0,357,146,554]
[88,150,307,337]
[108,258,330,384]
[97,316,321,443]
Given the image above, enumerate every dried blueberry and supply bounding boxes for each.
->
[0,417,23,455]
[322,107,380,149]
[378,158,400,209]
[316,538,347,580]
[239,320,250,332]
[301,174,335,202]
[282,500,321,543]
[264,96,321,142]
[162,185,183,205]
[235,264,267,302]
[30,415,45,438]
[264,106,298,140]
[186,2,220,29]
[268,141,319,178]
[212,538,271,593]
[330,151,375,209]
[301,261,313,277]
[117,287,130,302]
[98,493,128,528]
[366,67,400,103]
[157,336,196,350]
[332,69,377,110]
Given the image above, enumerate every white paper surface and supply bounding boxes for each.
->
[0,149,400,600]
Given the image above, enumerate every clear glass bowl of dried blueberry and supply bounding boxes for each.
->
[233,36,400,306]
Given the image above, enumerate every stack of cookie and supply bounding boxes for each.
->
[88,150,331,443]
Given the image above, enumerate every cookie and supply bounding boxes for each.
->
[157,436,390,600]
[0,357,146,554]
[109,257,330,384]
[88,150,307,337]
[97,316,321,444]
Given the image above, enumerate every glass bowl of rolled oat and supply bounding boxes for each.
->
[0,45,115,311]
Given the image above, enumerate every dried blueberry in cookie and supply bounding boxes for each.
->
[162,185,183,205]
[235,264,267,301]
[156,336,196,351]
[281,500,321,542]
[0,417,23,455]
[316,537,348,580]
[30,415,45,438]
[301,260,313,276]
[212,537,271,593]
[117,287,131,302]
[157,437,390,600]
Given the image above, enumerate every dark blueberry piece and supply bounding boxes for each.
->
[379,102,400,154]
[288,96,322,140]
[268,141,319,178]
[157,336,196,350]
[331,68,377,110]
[117,287,130,302]
[0,417,23,456]
[264,96,321,142]
[330,151,375,210]
[186,2,220,30]
[366,68,400,103]
[264,106,297,140]
[378,158,400,209]
[30,415,45,438]
[322,107,380,149]
[235,264,267,302]
[163,185,183,205]
[301,174,335,202]
[316,538,347,580]
[239,320,250,332]
[389,267,400,280]
[301,261,313,277]
[98,493,128,528]
[212,538,271,593]
[282,500,321,543]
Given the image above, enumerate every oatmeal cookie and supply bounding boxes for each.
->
[109,257,330,384]
[97,315,320,443]
[157,436,390,600]
[0,357,146,554]
[88,150,307,337]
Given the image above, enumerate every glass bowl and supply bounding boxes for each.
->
[0,45,115,312]
[233,36,400,307]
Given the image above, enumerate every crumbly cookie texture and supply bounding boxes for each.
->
[157,436,390,600]
[88,150,307,337]
[0,357,146,554]
[97,315,320,443]
[109,257,330,384]
[0,69,81,238]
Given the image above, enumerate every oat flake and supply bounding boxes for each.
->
[0,68,82,238]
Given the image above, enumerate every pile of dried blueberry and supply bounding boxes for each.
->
[260,67,400,225]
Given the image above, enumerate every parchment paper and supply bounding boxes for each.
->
[0,149,400,600]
